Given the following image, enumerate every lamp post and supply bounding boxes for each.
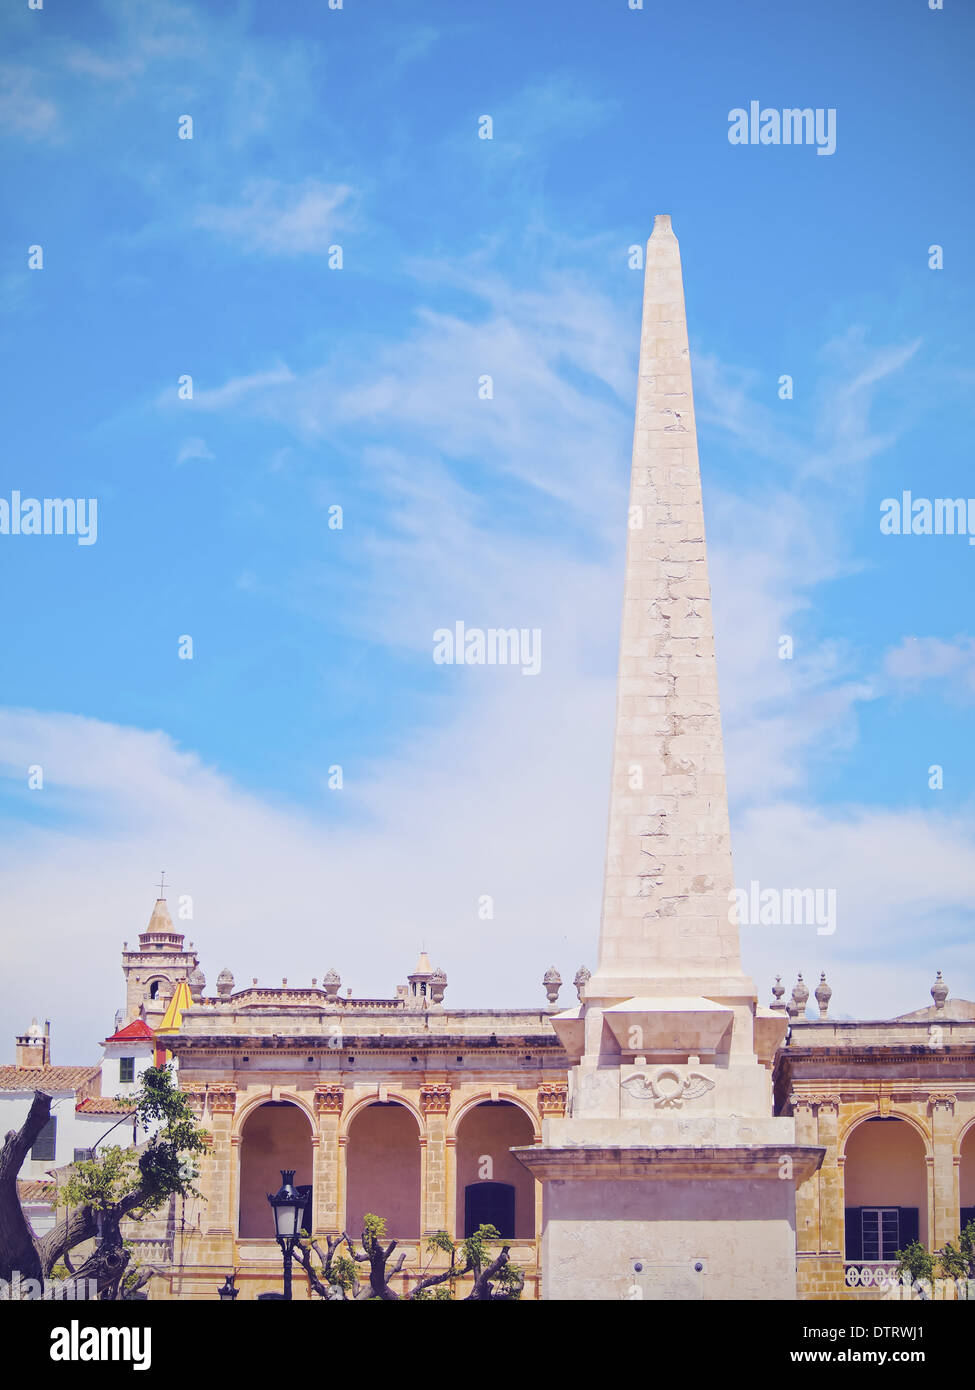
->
[217,1272,239,1301]
[266,1170,302,1300]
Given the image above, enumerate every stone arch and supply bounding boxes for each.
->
[956,1113,975,1151]
[453,1100,536,1239]
[345,1101,422,1241]
[237,1100,315,1239]
[448,1091,541,1142]
[839,1106,931,1155]
[842,1113,930,1258]
[341,1089,424,1140]
[959,1122,975,1228]
[233,1089,316,1140]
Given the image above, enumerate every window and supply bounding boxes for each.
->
[73,1147,93,1164]
[148,981,160,1000]
[961,1206,975,1234]
[119,1057,135,1084]
[862,1208,900,1261]
[845,1206,919,1261]
[30,1116,56,1162]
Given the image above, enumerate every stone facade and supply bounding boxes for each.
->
[776,997,975,1300]
[147,954,567,1300]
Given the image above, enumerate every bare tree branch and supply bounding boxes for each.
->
[0,1090,52,1282]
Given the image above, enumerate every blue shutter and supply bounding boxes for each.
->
[898,1207,919,1249]
[30,1115,57,1162]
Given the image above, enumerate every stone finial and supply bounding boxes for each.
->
[543,967,562,1005]
[188,966,205,1003]
[791,973,809,1019]
[429,967,447,1005]
[216,968,234,999]
[322,968,341,1001]
[786,973,806,1019]
[815,971,832,1019]
[770,975,787,1012]
[573,966,591,1002]
[931,970,948,1010]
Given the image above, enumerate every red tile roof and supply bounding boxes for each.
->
[17,1179,54,1203]
[75,1097,136,1115]
[0,1064,99,1092]
[103,1019,155,1044]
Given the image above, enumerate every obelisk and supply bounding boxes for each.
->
[514,217,823,1301]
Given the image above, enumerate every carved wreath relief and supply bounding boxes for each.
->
[621,1067,715,1108]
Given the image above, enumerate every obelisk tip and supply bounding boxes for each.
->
[650,213,674,238]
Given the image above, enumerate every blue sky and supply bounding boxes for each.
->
[1,0,973,1057]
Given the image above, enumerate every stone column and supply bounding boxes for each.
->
[205,1085,237,1236]
[929,1093,958,1249]
[815,1096,841,1255]
[420,1085,451,1234]
[313,1085,344,1234]
[791,1096,819,1253]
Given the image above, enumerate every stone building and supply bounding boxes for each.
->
[117,899,570,1299]
[6,893,974,1299]
[89,893,971,1301]
[773,973,975,1300]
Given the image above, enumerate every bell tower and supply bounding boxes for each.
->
[121,890,199,1028]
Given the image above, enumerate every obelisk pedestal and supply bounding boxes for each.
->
[514,217,823,1300]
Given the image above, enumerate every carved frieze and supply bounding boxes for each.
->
[208,1085,237,1114]
[314,1084,345,1115]
[537,1082,568,1116]
[419,1084,451,1114]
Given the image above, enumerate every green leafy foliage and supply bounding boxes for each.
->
[60,1065,208,1218]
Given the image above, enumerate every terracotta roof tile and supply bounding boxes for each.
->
[75,1097,135,1115]
[103,1019,155,1044]
[17,1179,54,1203]
[0,1064,100,1092]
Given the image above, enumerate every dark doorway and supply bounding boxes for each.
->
[464,1181,515,1238]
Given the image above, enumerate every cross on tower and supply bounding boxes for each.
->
[156,870,167,899]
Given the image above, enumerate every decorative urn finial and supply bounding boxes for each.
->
[931,970,949,1010]
[815,972,832,1019]
[543,967,562,1005]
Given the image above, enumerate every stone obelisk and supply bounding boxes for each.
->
[514,217,823,1300]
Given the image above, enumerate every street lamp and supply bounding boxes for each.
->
[266,1169,302,1300]
[217,1272,239,1301]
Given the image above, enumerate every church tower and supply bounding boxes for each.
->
[121,891,199,1028]
[515,217,823,1300]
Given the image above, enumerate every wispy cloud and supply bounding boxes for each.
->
[884,636,975,700]
[195,179,357,256]
[0,65,58,140]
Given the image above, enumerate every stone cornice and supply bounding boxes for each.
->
[164,1033,566,1060]
[511,1144,826,1183]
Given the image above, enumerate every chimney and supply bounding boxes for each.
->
[16,1019,50,1069]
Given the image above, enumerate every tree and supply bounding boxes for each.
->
[292,1214,524,1301]
[894,1220,975,1299]
[894,1238,935,1298]
[0,1065,209,1299]
[937,1218,975,1284]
